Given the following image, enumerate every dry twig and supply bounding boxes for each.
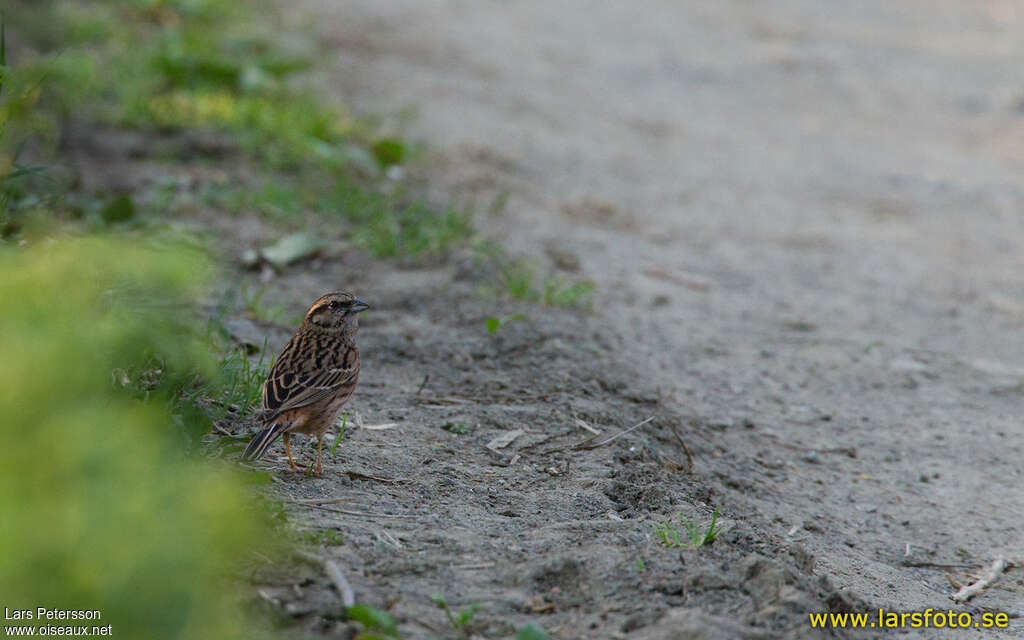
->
[342,470,406,483]
[310,504,423,519]
[900,560,975,569]
[951,557,1010,603]
[668,421,695,471]
[324,559,355,608]
[573,417,601,435]
[542,416,654,454]
[362,423,399,430]
[415,374,430,396]
[486,429,524,451]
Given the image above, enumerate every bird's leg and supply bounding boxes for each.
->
[283,433,298,471]
[315,435,323,476]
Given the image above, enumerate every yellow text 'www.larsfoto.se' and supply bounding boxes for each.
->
[809,609,1009,630]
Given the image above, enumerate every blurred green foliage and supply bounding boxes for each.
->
[0,237,268,638]
[516,624,549,640]
[346,605,400,639]
[0,20,55,233]
[4,0,475,258]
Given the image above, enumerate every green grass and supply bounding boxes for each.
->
[6,0,475,260]
[330,413,348,456]
[499,259,536,300]
[485,313,524,334]
[431,594,481,637]
[483,251,595,310]
[346,604,400,639]
[653,508,723,549]
[326,179,473,258]
[241,285,288,324]
[0,14,60,236]
[206,341,270,419]
[307,529,344,546]
[516,625,549,640]
[201,181,306,220]
[542,276,595,308]
[443,421,472,435]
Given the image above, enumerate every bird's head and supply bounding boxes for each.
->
[303,292,370,334]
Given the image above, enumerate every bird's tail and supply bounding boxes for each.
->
[242,423,286,461]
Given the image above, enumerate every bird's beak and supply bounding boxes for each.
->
[351,298,370,313]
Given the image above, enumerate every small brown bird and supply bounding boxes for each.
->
[242,292,368,475]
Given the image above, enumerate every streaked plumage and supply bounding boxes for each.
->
[242,292,368,474]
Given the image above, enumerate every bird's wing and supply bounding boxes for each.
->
[261,336,359,420]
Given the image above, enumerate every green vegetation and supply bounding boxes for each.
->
[201,337,271,424]
[653,508,723,549]
[516,624,550,640]
[346,604,400,640]
[4,0,474,259]
[1,3,598,636]
[241,285,288,324]
[0,238,268,639]
[307,529,344,546]
[542,276,595,308]
[486,313,524,333]
[431,593,481,637]
[443,420,472,435]
[330,413,348,456]
[483,252,595,310]
[329,180,474,258]
[498,258,536,300]
[0,14,54,236]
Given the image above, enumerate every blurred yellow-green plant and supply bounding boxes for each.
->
[0,237,267,638]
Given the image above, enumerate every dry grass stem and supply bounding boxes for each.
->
[324,558,356,607]
[951,557,1009,603]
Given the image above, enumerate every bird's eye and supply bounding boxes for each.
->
[329,300,339,309]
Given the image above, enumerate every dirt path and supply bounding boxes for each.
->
[261,1,1024,637]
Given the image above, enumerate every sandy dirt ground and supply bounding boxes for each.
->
[241,1,1024,637]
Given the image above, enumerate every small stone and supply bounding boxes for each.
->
[688,569,730,590]
[706,417,733,431]
[788,543,815,575]
[259,232,323,269]
[544,241,581,272]
[621,609,664,632]
[241,249,260,268]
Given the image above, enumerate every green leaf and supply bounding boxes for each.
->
[516,624,549,640]
[456,604,481,626]
[372,138,405,168]
[330,413,347,456]
[259,232,323,268]
[486,314,524,334]
[347,605,399,637]
[1,12,6,98]
[100,194,136,223]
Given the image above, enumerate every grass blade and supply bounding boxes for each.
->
[330,413,347,456]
